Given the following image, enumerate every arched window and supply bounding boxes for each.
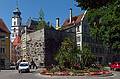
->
[14,28,16,32]
[14,21,16,25]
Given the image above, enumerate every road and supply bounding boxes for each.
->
[0,69,120,79]
[0,69,43,79]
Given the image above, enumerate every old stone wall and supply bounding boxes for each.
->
[27,29,45,67]
[21,28,75,67]
[44,29,75,66]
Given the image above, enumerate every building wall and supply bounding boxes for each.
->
[21,29,45,67]
[20,27,75,67]
[0,32,10,69]
[63,17,109,64]
[44,29,64,66]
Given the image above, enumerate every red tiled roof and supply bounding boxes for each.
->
[0,18,10,33]
[13,35,21,47]
[62,14,84,28]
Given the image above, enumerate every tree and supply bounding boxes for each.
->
[54,37,75,68]
[75,0,114,9]
[35,8,47,30]
[35,8,55,30]
[35,20,47,30]
[75,0,120,53]
[54,37,95,69]
[80,44,95,67]
[39,8,45,20]
[87,1,120,53]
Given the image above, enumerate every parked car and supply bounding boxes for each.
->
[18,62,30,73]
[109,62,120,70]
[10,63,16,70]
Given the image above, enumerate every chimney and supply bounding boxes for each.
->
[69,8,72,23]
[56,17,60,30]
[56,17,59,27]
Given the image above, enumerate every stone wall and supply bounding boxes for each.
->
[27,29,45,67]
[21,28,75,67]
[44,29,75,66]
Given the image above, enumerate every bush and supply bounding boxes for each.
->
[88,67,101,72]
[49,66,60,73]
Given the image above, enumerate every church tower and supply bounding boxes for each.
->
[11,2,22,42]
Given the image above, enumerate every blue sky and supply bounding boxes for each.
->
[0,0,83,30]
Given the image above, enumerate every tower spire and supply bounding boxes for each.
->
[13,0,21,16]
[16,0,18,8]
[11,0,22,42]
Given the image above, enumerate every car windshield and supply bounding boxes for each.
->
[20,64,28,66]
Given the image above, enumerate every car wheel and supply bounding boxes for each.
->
[18,70,21,73]
[27,69,30,73]
[113,68,116,71]
[111,68,113,70]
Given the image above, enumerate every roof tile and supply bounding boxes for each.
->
[0,18,10,33]
[62,14,84,28]
[13,35,21,47]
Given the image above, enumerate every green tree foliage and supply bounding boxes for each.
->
[35,8,47,30]
[75,0,114,9]
[39,8,45,20]
[35,8,55,30]
[75,0,120,53]
[85,0,120,53]
[35,20,47,30]
[54,37,75,67]
[80,44,95,67]
[54,37,94,68]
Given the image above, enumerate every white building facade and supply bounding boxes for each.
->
[11,7,22,42]
[62,9,109,64]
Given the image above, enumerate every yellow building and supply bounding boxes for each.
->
[0,18,10,69]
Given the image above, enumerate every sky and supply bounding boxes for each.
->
[0,0,83,30]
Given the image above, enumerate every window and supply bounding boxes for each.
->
[0,48,5,53]
[20,22,21,25]
[77,36,80,42]
[77,44,80,48]
[0,35,5,41]
[2,48,5,53]
[12,34,14,37]
[77,26,80,32]
[14,28,16,32]
[14,21,16,25]
[68,29,72,32]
